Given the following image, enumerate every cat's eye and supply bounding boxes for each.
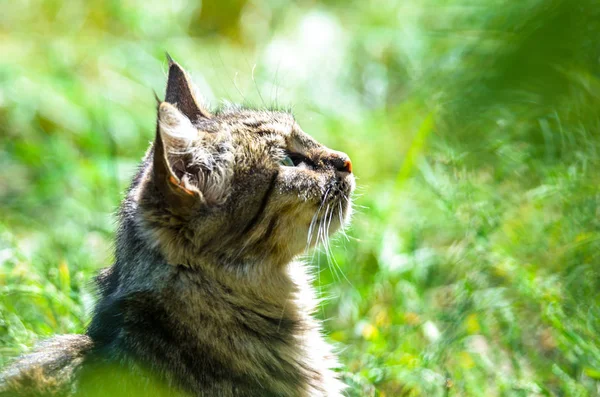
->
[280,155,295,167]
[279,151,315,169]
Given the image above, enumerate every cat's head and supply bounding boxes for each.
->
[134,57,355,269]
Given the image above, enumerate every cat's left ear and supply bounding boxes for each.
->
[153,102,204,210]
[165,54,212,122]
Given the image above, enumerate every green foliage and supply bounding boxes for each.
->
[1,0,600,395]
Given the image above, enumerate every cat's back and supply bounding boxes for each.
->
[0,334,92,397]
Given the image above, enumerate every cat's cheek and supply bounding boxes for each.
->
[344,173,356,194]
[276,167,323,204]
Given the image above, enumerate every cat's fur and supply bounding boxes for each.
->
[0,56,355,397]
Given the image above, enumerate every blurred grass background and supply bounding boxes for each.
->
[1,0,600,395]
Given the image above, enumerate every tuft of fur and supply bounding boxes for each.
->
[0,57,355,397]
[0,335,92,396]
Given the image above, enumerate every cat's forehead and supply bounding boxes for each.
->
[219,109,319,149]
[226,109,295,134]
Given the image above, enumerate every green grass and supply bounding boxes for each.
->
[1,0,600,395]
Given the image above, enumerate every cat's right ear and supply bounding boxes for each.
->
[165,54,212,122]
[153,102,203,210]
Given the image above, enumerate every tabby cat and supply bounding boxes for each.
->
[0,55,355,397]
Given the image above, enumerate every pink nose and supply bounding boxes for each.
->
[341,159,352,173]
[330,153,352,174]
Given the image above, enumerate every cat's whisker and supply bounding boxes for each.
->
[313,206,326,263]
[314,215,328,317]
[308,192,328,244]
[342,193,365,213]
[324,201,355,289]
[338,195,360,243]
[250,62,266,108]
[306,206,321,248]
[307,188,331,249]
[351,201,367,207]
[213,49,234,100]
[232,71,248,104]
[308,187,331,317]
[270,57,283,109]
[321,205,342,284]
[324,207,340,282]
[337,201,350,242]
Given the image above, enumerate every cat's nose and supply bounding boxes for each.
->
[330,152,353,174]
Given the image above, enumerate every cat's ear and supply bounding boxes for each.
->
[165,54,212,122]
[153,102,203,209]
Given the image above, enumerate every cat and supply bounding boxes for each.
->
[0,55,355,397]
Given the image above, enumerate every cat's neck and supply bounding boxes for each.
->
[108,212,306,324]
